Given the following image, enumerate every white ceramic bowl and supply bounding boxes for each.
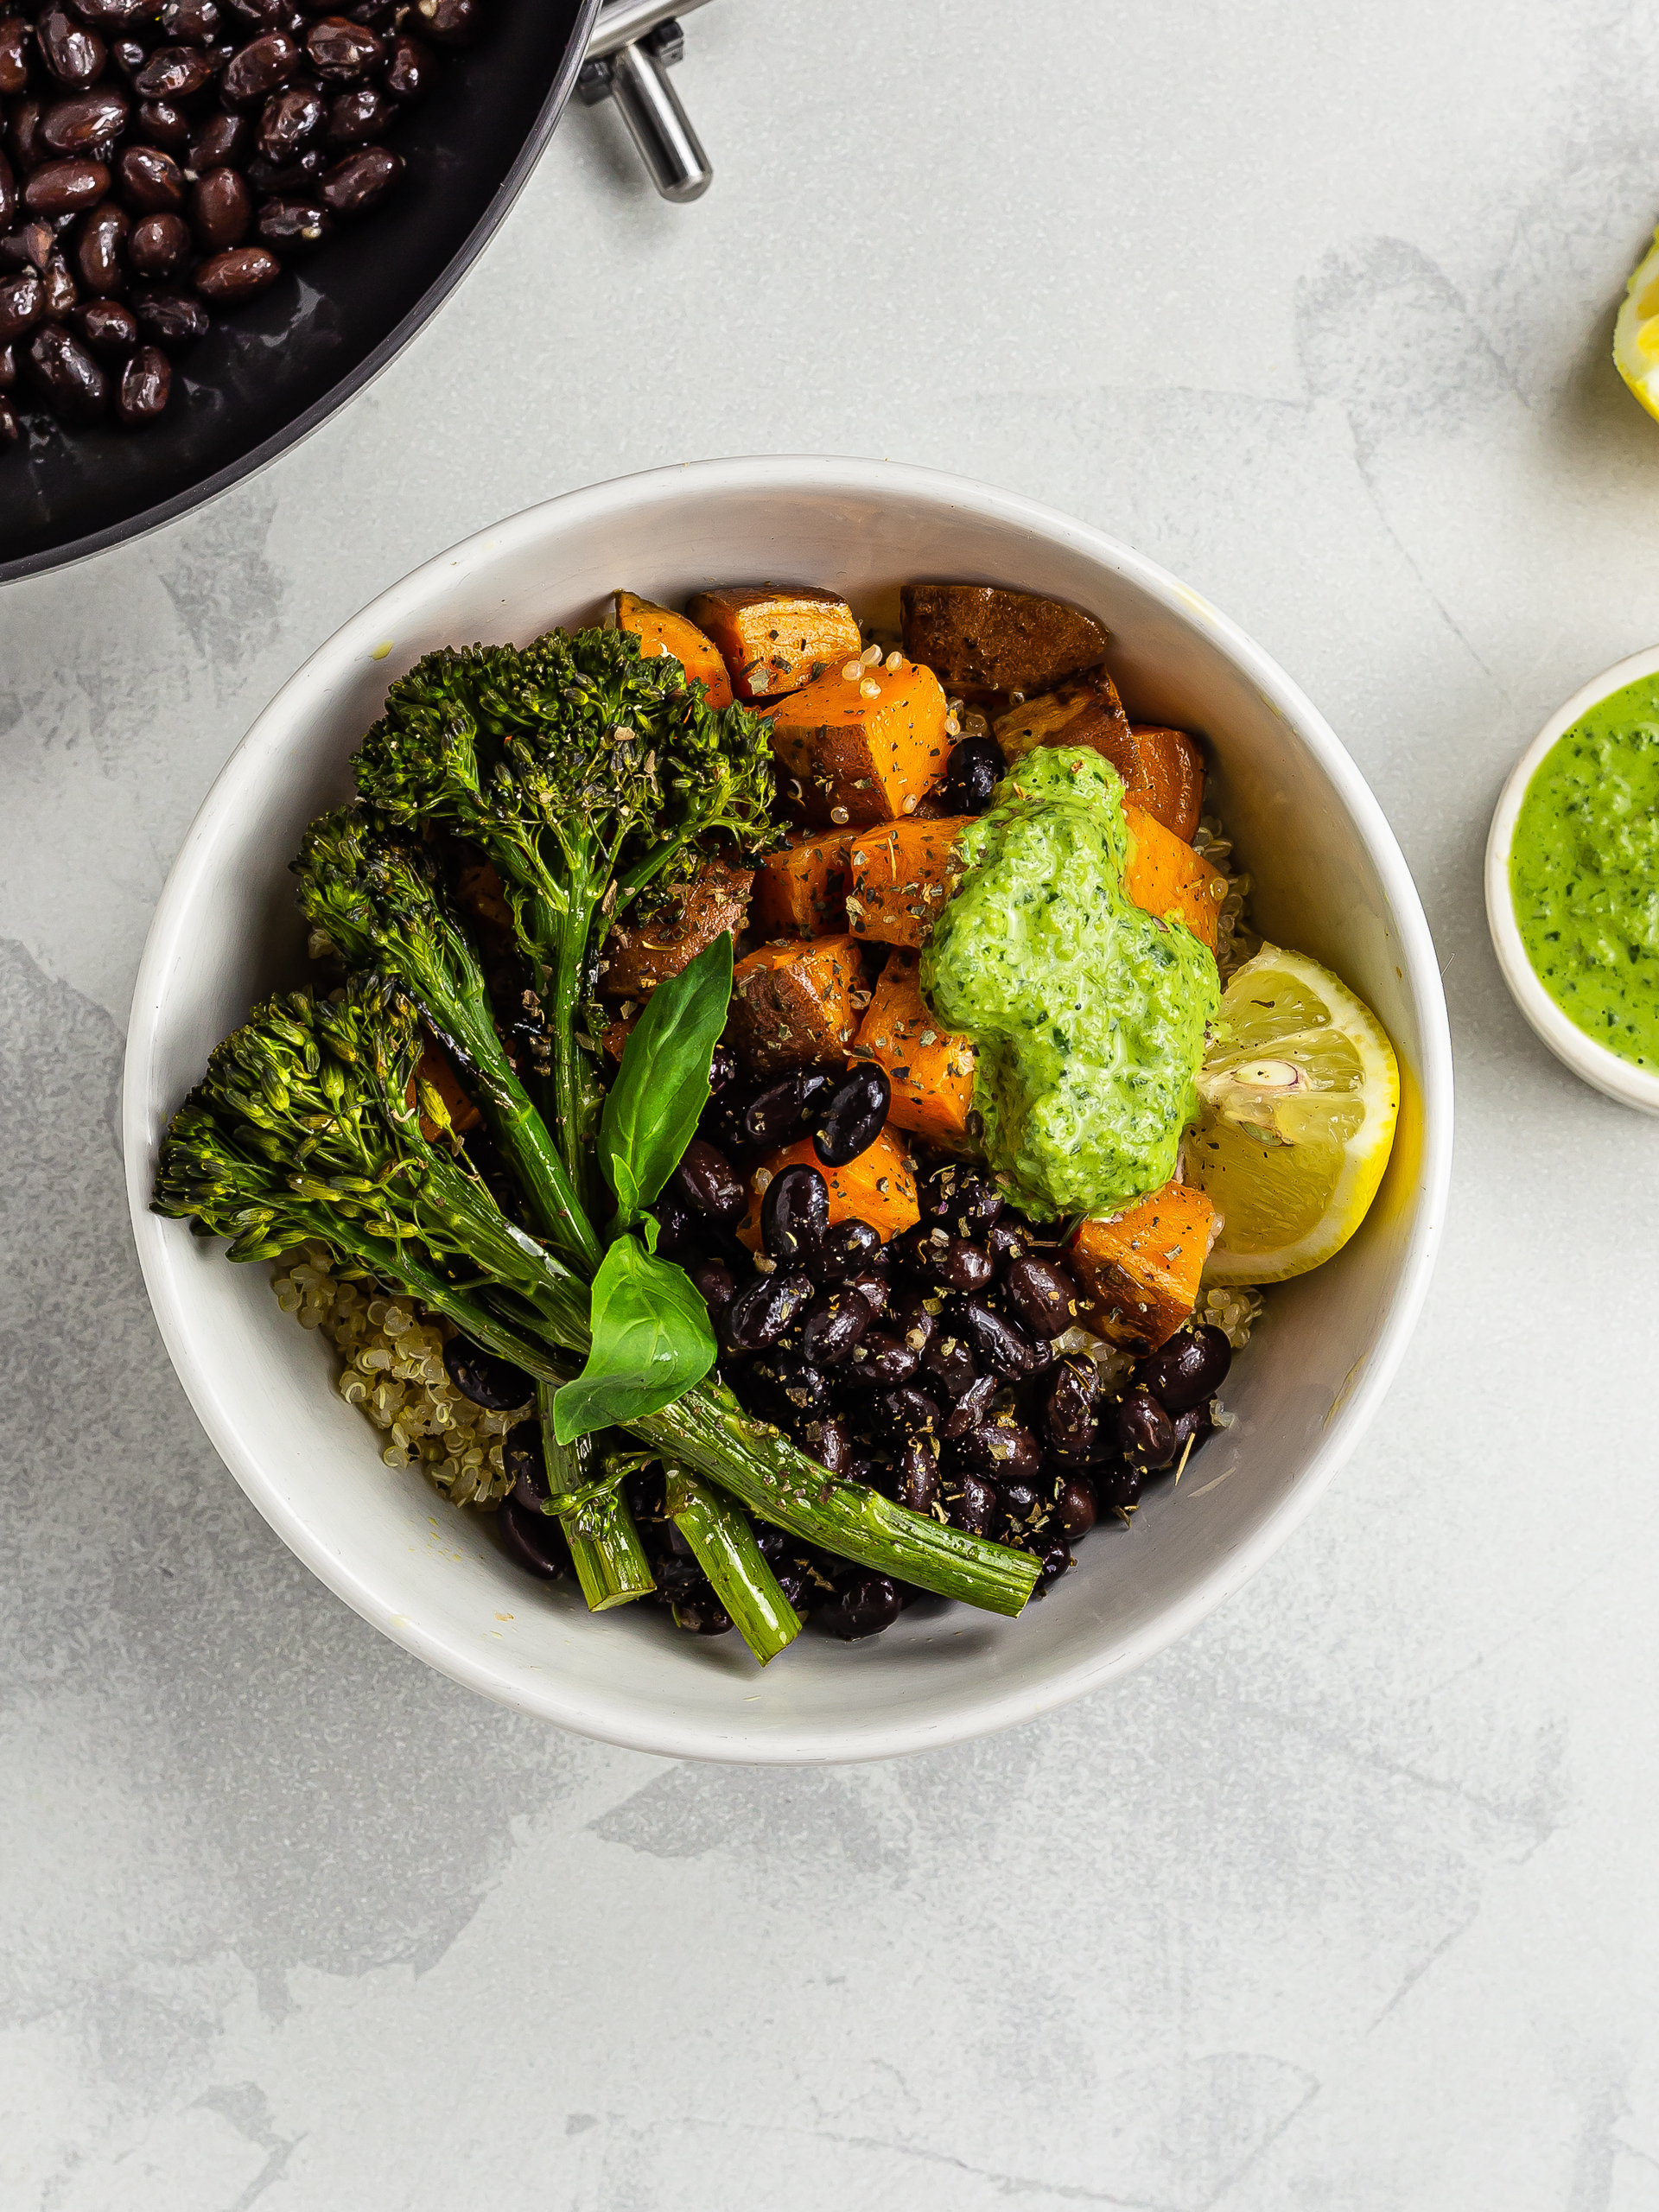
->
[124,457,1452,1764]
[1486,645,1659,1118]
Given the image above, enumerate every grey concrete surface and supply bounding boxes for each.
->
[5,1,1659,2203]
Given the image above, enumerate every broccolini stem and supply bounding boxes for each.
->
[663,1462,802,1664]
[536,1386,655,1611]
[521,887,605,1217]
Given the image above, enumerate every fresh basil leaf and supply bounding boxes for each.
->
[551,1234,717,1443]
[599,932,734,1236]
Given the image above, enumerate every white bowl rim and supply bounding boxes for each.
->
[123,454,1454,1764]
[1484,643,1659,1119]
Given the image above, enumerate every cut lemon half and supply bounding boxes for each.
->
[1186,944,1398,1286]
[1615,225,1659,423]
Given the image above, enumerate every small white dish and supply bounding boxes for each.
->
[124,457,1453,1764]
[1485,645,1659,1119]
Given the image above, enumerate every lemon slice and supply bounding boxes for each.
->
[1615,225,1659,423]
[1185,944,1398,1286]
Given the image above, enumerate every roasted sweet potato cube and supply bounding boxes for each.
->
[727,932,862,1077]
[995,678,1205,840]
[685,584,861,702]
[613,590,733,708]
[736,1125,919,1251]
[750,826,850,938]
[1067,1182,1216,1353]
[899,584,1111,701]
[764,657,950,825]
[842,816,976,950]
[1123,804,1225,952]
[854,950,976,1147]
[599,858,754,1004]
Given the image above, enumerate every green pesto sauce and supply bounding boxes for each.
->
[1510,674,1659,1071]
[919,747,1219,1219]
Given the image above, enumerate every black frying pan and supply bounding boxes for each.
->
[0,0,601,584]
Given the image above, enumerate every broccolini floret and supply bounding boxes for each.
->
[350,626,778,1196]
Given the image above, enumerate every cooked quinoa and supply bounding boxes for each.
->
[271,1245,532,1506]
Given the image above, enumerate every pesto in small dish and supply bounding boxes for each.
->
[1510,672,1659,1072]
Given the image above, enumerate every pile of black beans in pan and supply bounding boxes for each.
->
[0,0,484,445]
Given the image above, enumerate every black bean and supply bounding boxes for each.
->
[0,269,43,342]
[134,99,193,149]
[75,198,129,291]
[165,0,223,43]
[894,1433,941,1516]
[38,8,107,88]
[1040,1355,1100,1462]
[917,1161,1003,1234]
[956,1416,1041,1484]
[0,340,14,391]
[1135,1325,1232,1414]
[188,107,251,168]
[0,16,29,95]
[130,283,207,344]
[673,1598,733,1637]
[0,391,16,442]
[499,1493,568,1581]
[920,1327,976,1399]
[416,0,484,47]
[69,295,137,353]
[118,143,188,211]
[799,1409,851,1472]
[132,44,219,100]
[1110,1386,1176,1469]
[194,241,279,300]
[819,1571,903,1640]
[40,252,76,316]
[323,80,392,144]
[253,192,330,251]
[844,1264,890,1319]
[810,1064,890,1167]
[24,319,103,417]
[807,1215,882,1285]
[844,1326,918,1389]
[671,1135,746,1224]
[1033,1531,1071,1589]
[760,1160,827,1262]
[1093,1462,1142,1512]
[741,1067,834,1147]
[985,1217,1029,1274]
[747,1347,831,1423]
[128,208,191,276]
[938,733,1006,815]
[949,1471,998,1536]
[245,143,324,194]
[1167,1402,1216,1461]
[191,162,251,246]
[645,1187,695,1259]
[442,1337,534,1410]
[721,1265,813,1352]
[505,1427,547,1510]
[220,28,300,102]
[952,1299,1043,1379]
[306,12,384,78]
[42,91,131,156]
[995,1477,1039,1536]
[318,140,400,213]
[0,147,13,232]
[707,1042,738,1095]
[942,1372,998,1439]
[256,79,323,158]
[877,1384,941,1437]
[114,339,168,422]
[1005,1255,1079,1338]
[800,1287,871,1369]
[1053,1477,1096,1540]
[687,1255,736,1316]
[887,1286,937,1352]
[382,29,433,98]
[23,156,109,215]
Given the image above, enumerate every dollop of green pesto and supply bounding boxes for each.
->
[919,746,1219,1219]
[1510,673,1659,1071]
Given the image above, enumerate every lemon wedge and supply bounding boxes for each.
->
[1615,225,1659,423]
[1185,944,1399,1286]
